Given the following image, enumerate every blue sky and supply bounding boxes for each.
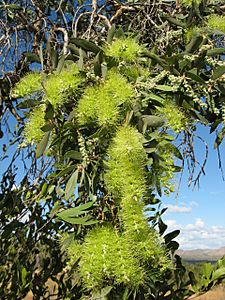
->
[163,124,225,250]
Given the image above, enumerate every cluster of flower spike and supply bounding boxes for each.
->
[67,126,170,290]
[13,64,82,144]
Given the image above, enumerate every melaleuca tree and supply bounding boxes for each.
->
[1,0,225,299]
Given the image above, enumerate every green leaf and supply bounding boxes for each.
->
[166,240,179,252]
[36,131,50,158]
[64,150,82,160]
[155,85,174,92]
[50,48,59,70]
[186,70,205,84]
[57,201,94,219]
[101,286,113,297]
[70,38,101,54]
[142,50,168,68]
[207,48,225,56]
[44,101,54,120]
[2,4,23,10]
[68,44,80,56]
[185,35,203,53]
[17,98,39,109]
[162,15,186,27]
[212,66,225,80]
[77,48,84,70]
[57,165,75,177]
[41,124,54,132]
[202,263,213,280]
[107,24,116,44]
[65,170,79,200]
[145,93,164,106]
[56,55,65,74]
[212,267,225,281]
[59,215,98,225]
[142,115,164,128]
[158,217,167,234]
[94,51,103,76]
[164,230,180,244]
[214,127,225,149]
[24,52,41,63]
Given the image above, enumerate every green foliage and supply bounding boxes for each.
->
[2,0,225,299]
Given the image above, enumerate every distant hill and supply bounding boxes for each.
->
[176,246,225,262]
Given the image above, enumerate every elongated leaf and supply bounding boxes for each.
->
[65,169,79,199]
[56,55,65,74]
[148,93,164,102]
[155,85,174,92]
[162,15,186,27]
[142,115,164,128]
[57,165,75,177]
[158,217,167,234]
[57,201,94,220]
[107,24,116,44]
[101,286,113,297]
[207,48,225,56]
[24,52,41,63]
[50,48,59,70]
[214,127,225,149]
[64,150,82,160]
[212,66,225,80]
[2,4,23,10]
[36,131,50,158]
[41,124,54,132]
[68,43,80,55]
[142,50,168,68]
[58,215,98,225]
[185,35,203,53]
[166,240,179,252]
[17,98,39,109]
[212,267,225,281]
[70,38,101,54]
[77,48,84,70]
[186,70,205,84]
[203,263,213,280]
[94,51,103,76]
[164,230,180,244]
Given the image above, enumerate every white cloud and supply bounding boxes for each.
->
[165,218,225,250]
[166,204,192,213]
[190,201,199,207]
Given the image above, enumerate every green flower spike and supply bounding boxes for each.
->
[105,125,146,198]
[68,226,145,290]
[105,38,143,62]
[157,102,188,134]
[23,105,46,144]
[44,64,82,108]
[208,15,225,34]
[77,71,134,127]
[12,72,42,98]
